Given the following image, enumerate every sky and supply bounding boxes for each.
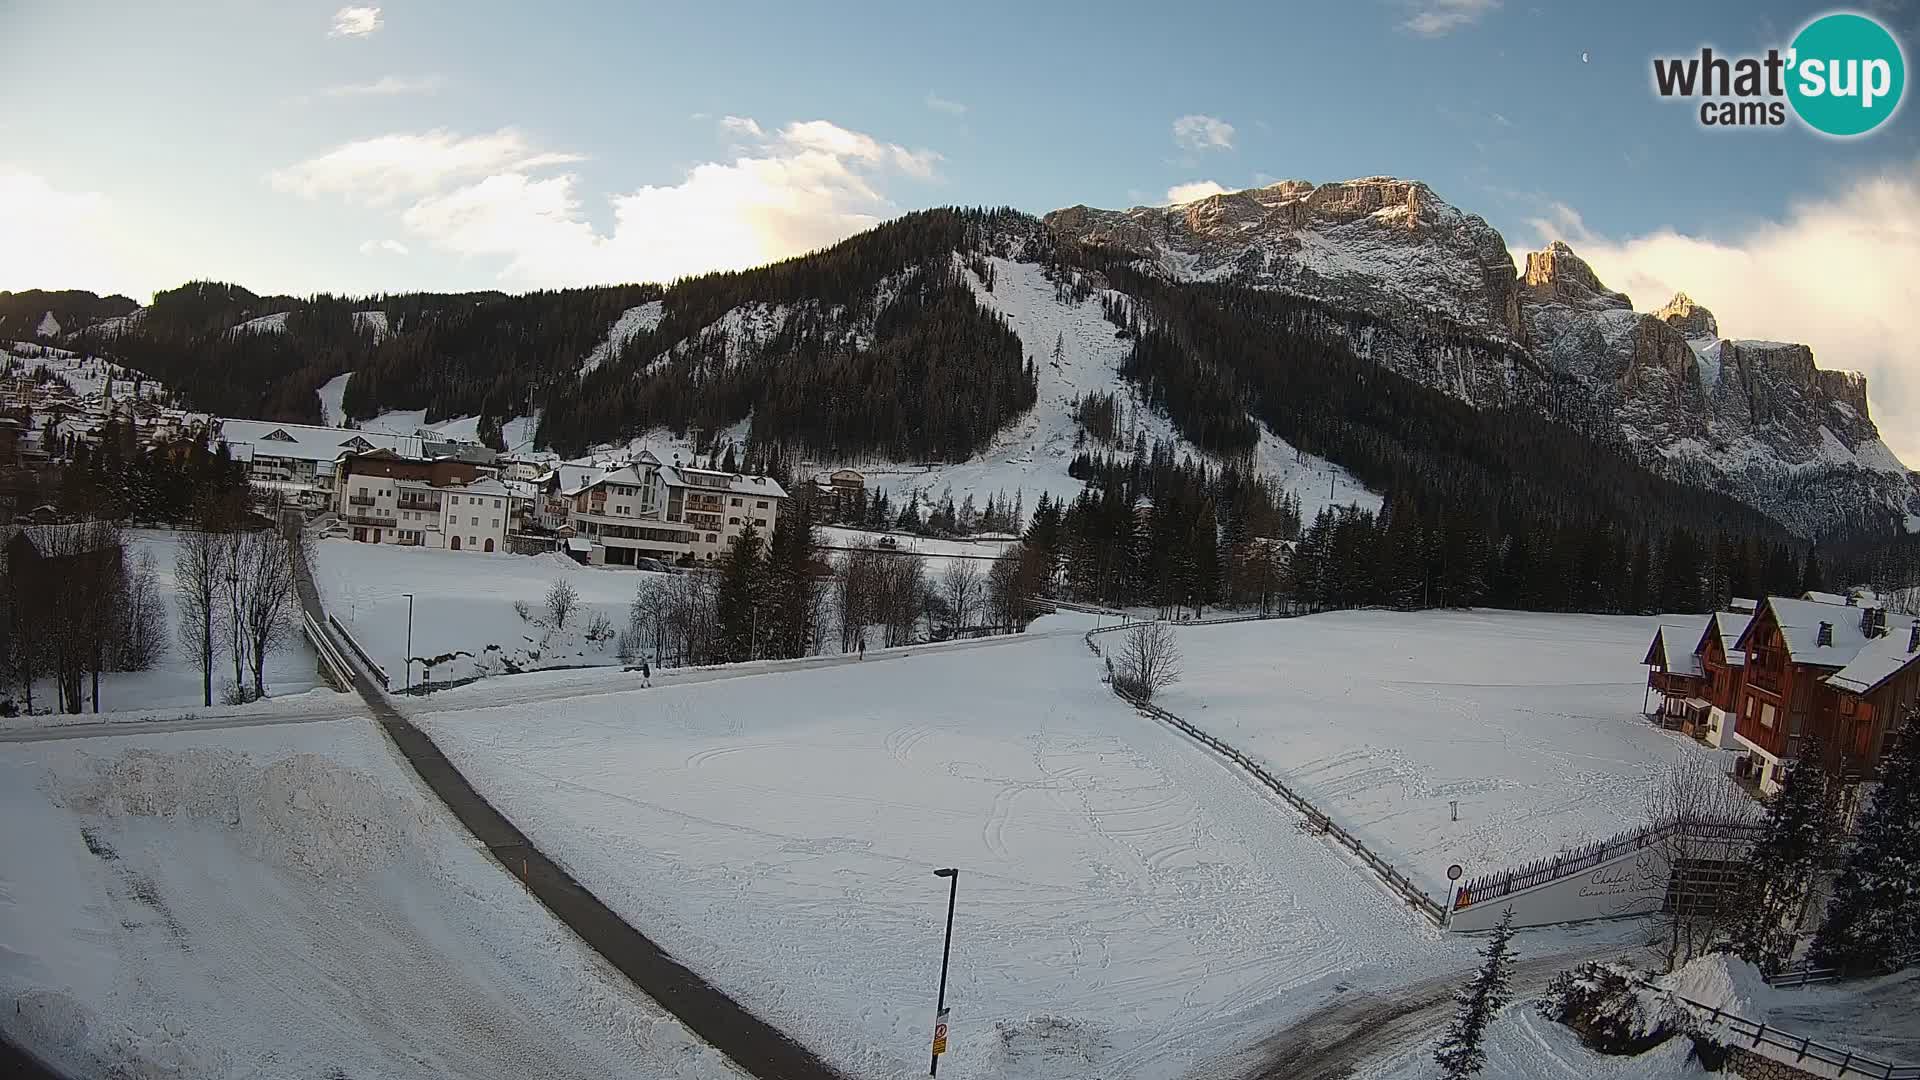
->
[3,0,1919,459]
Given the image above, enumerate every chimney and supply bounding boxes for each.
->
[1817,621,1834,647]
[1910,621,1919,654]
[1863,606,1885,638]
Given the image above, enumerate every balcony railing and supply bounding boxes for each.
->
[397,499,441,512]
[349,494,377,507]
[1748,668,1783,694]
[344,512,392,527]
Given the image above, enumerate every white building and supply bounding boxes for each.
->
[566,451,787,566]
[334,449,510,553]
[217,419,422,509]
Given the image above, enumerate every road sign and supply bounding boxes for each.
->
[931,1008,950,1056]
[1446,864,1464,882]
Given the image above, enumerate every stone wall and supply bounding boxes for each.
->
[1730,1046,1830,1080]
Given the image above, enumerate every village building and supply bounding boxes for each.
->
[563,451,787,566]
[332,449,510,553]
[216,419,424,509]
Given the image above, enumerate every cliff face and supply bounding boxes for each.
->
[1048,179,1917,535]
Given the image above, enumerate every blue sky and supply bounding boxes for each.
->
[4,0,1919,456]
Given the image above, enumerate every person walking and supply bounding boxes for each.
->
[640,658,652,688]
[858,636,866,661]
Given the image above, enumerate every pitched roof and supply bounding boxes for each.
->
[1747,596,1883,666]
[1824,619,1920,695]
[660,464,789,499]
[1646,620,1708,676]
[1702,610,1756,667]
[217,418,421,463]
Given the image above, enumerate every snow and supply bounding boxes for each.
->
[580,300,664,377]
[352,407,540,454]
[352,309,390,343]
[1355,1002,1704,1080]
[0,718,745,1079]
[2,348,163,403]
[825,256,1377,525]
[10,530,321,717]
[1684,337,1721,390]
[416,615,1489,1080]
[1154,610,1732,895]
[315,370,351,427]
[228,311,290,335]
[36,310,60,338]
[309,539,652,685]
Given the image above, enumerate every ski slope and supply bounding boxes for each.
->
[418,612,1482,1080]
[1155,610,1730,894]
[0,719,742,1080]
[813,257,1378,522]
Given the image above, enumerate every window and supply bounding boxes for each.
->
[729,517,740,525]
[469,536,477,547]
[706,533,717,543]
[357,486,367,496]
[1760,703,1776,729]
[490,518,499,528]
[493,499,501,508]
[450,496,459,505]
[756,500,768,509]
[470,516,479,526]
[755,518,766,528]
[731,497,741,506]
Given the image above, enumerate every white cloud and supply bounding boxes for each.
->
[329,6,382,37]
[275,118,941,288]
[319,74,445,98]
[1402,0,1500,36]
[269,129,584,205]
[1166,180,1231,204]
[925,93,968,116]
[1519,163,1920,466]
[1172,114,1235,152]
[0,168,153,298]
[358,238,410,256]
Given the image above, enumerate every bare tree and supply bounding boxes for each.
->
[176,527,227,708]
[23,521,125,713]
[837,545,883,652]
[943,560,983,631]
[1645,753,1752,971]
[630,572,719,667]
[233,530,298,698]
[546,578,581,629]
[877,553,927,647]
[115,549,169,671]
[1116,621,1182,701]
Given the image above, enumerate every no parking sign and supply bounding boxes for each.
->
[931,1007,950,1056]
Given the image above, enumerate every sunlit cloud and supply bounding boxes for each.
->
[358,238,410,256]
[1519,162,1920,466]
[273,118,942,287]
[925,93,968,116]
[1401,0,1500,36]
[1166,180,1231,204]
[1172,114,1235,152]
[0,168,150,298]
[318,74,445,99]
[329,6,382,37]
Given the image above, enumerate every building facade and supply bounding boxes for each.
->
[565,452,787,566]
[333,449,509,553]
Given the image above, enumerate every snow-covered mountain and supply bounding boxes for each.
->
[1049,179,1918,536]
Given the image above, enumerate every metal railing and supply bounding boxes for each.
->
[326,613,390,690]
[301,610,355,692]
[1653,985,1919,1079]
[1765,949,1916,990]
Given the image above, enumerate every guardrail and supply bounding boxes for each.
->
[1086,619,1446,925]
[1652,984,1919,1079]
[1454,815,1764,911]
[1765,949,1916,990]
[326,613,390,690]
[301,610,355,692]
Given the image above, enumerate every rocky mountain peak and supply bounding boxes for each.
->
[1521,241,1630,312]
[1654,292,1719,339]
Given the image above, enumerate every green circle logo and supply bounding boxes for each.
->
[1788,12,1906,136]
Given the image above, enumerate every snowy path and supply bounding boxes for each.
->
[414,617,1501,1080]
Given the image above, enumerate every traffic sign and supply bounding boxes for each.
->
[931,1008,950,1056]
[1447,864,1464,882]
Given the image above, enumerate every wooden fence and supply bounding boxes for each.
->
[1653,984,1920,1079]
[1453,815,1764,911]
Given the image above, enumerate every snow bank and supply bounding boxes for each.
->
[0,720,744,1079]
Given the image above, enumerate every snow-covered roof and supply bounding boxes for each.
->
[567,537,594,553]
[1823,620,1920,695]
[658,465,788,500]
[1802,590,1851,607]
[456,478,510,498]
[1704,610,1755,667]
[218,418,421,463]
[1646,621,1707,676]
[549,462,608,496]
[1753,597,1883,666]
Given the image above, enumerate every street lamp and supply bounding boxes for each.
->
[401,592,414,690]
[930,867,958,1076]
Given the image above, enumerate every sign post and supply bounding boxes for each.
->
[930,868,958,1076]
[1444,863,1464,928]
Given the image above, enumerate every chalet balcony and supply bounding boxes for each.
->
[343,512,391,527]
[1649,670,1705,696]
[1747,668,1783,694]
[397,497,441,512]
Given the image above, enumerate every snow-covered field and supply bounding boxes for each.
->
[2,346,164,404]
[1155,610,1729,894]
[316,370,540,455]
[311,539,653,685]
[13,530,321,717]
[418,611,1489,1080]
[0,719,741,1079]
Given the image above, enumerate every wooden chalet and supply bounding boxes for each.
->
[1642,609,1756,746]
[1727,595,1920,795]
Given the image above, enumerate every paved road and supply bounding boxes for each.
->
[293,551,848,1080]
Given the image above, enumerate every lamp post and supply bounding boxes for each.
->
[930,867,958,1076]
[401,592,414,690]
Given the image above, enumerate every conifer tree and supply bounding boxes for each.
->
[715,522,764,662]
[1810,709,1920,974]
[1435,908,1517,1078]
[1734,738,1839,972]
